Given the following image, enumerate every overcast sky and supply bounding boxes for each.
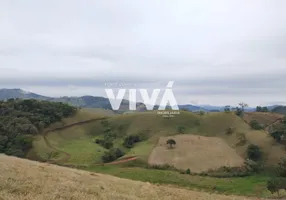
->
[1,0,286,106]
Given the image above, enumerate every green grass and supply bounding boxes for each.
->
[123,139,157,160]
[26,135,67,161]
[59,139,106,164]
[87,165,273,197]
[46,127,106,165]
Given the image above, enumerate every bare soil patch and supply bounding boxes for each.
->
[148,134,244,172]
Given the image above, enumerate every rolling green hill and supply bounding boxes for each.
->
[31,110,285,169]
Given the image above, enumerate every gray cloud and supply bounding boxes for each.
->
[0,0,286,106]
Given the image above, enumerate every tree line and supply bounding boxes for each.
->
[0,98,76,157]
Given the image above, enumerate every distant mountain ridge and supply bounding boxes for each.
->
[0,89,50,100]
[0,89,146,113]
[0,88,281,113]
[271,106,286,115]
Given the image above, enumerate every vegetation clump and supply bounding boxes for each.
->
[166,138,176,149]
[224,105,231,113]
[123,134,143,148]
[267,178,286,196]
[101,148,125,163]
[256,106,269,112]
[195,166,252,178]
[249,120,263,130]
[247,144,262,161]
[95,139,113,149]
[277,157,286,177]
[226,127,235,135]
[146,163,179,171]
[270,116,286,143]
[0,99,76,157]
[95,120,116,149]
[186,168,191,174]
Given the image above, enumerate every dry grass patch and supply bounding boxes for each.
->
[148,135,244,172]
[0,154,257,200]
[243,112,283,127]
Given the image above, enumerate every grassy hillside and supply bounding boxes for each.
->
[0,154,267,200]
[27,108,115,162]
[37,110,286,168]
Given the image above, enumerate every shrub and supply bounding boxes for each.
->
[95,139,113,149]
[244,159,263,173]
[270,131,281,142]
[146,164,179,171]
[277,157,286,177]
[267,178,286,196]
[101,148,125,163]
[226,127,235,135]
[250,120,263,130]
[235,107,243,117]
[256,106,269,112]
[224,106,231,113]
[247,144,262,161]
[186,168,191,174]
[123,134,143,148]
[199,166,251,178]
[166,138,176,149]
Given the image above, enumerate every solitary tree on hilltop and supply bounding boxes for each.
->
[236,102,248,117]
[166,138,176,149]
[239,102,248,111]
[224,105,231,113]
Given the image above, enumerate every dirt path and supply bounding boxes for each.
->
[243,117,283,132]
[264,117,283,132]
[104,156,137,165]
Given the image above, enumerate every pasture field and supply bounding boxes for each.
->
[148,135,245,172]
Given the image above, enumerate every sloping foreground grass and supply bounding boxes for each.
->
[0,155,259,200]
